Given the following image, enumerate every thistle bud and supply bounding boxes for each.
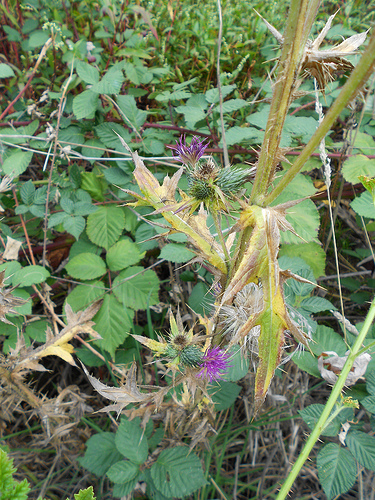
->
[180,345,204,367]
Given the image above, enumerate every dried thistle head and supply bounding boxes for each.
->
[0,271,28,325]
[257,10,368,92]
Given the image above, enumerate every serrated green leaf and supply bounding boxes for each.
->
[63,215,85,239]
[48,212,68,228]
[79,433,123,477]
[353,132,375,156]
[76,61,100,84]
[112,477,139,498]
[91,70,124,95]
[93,294,133,357]
[292,351,321,377]
[174,105,206,127]
[208,381,241,410]
[224,346,249,382]
[95,122,131,150]
[106,239,144,271]
[65,253,106,280]
[214,98,249,114]
[351,191,375,218]
[342,155,375,184]
[25,319,48,342]
[311,325,347,357]
[362,395,375,414]
[72,486,96,500]
[159,243,194,263]
[86,206,125,250]
[2,150,33,176]
[299,404,341,437]
[0,63,15,78]
[150,447,207,498]
[112,266,159,310]
[223,126,263,146]
[106,460,140,484]
[81,139,105,162]
[115,95,147,130]
[65,281,105,314]
[279,242,326,279]
[0,449,30,500]
[188,281,211,316]
[20,180,35,205]
[73,90,99,119]
[299,296,336,313]
[317,443,356,500]
[115,420,148,464]
[12,265,50,286]
[366,371,375,396]
[205,84,236,103]
[346,430,375,471]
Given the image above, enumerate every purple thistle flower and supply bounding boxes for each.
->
[197,346,231,383]
[167,135,209,168]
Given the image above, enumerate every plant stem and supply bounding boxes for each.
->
[263,28,375,206]
[211,210,230,265]
[250,0,310,204]
[276,296,375,500]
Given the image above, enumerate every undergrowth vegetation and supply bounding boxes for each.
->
[1,0,375,499]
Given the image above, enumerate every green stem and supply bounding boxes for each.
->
[276,296,375,500]
[263,29,375,206]
[250,0,310,204]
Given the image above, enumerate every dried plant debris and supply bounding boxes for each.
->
[0,271,29,325]
[257,10,368,91]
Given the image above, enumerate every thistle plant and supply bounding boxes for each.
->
[111,0,375,420]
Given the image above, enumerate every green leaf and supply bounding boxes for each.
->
[299,404,341,437]
[299,296,336,313]
[12,265,50,286]
[351,191,375,218]
[223,126,263,146]
[159,243,194,263]
[366,370,375,396]
[76,61,100,84]
[115,419,149,464]
[0,64,15,78]
[311,325,347,357]
[106,460,140,484]
[63,215,86,240]
[317,443,356,500]
[342,155,375,184]
[214,98,249,114]
[65,281,105,313]
[112,477,139,498]
[81,139,105,162]
[79,432,123,477]
[2,150,33,176]
[112,266,159,310]
[72,486,96,500]
[279,242,326,279]
[95,123,131,150]
[115,95,147,130]
[81,172,107,201]
[188,282,211,316]
[224,346,249,382]
[87,206,125,250]
[25,319,48,342]
[150,447,207,498]
[205,84,236,103]
[48,212,68,228]
[0,448,30,500]
[72,90,99,119]
[91,70,125,95]
[93,294,133,357]
[208,381,241,410]
[65,253,107,280]
[346,430,375,471]
[106,239,145,271]
[20,180,35,205]
[362,395,375,414]
[292,351,321,377]
[353,132,375,156]
[282,198,320,244]
[174,105,206,128]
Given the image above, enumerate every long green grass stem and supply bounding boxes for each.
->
[263,29,375,206]
[276,296,375,500]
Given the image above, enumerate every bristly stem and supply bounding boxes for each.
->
[276,296,375,499]
[263,28,375,206]
[250,0,310,204]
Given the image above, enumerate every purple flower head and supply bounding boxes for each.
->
[197,346,231,383]
[167,135,209,168]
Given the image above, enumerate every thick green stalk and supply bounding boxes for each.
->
[276,297,375,500]
[250,0,310,204]
[263,29,375,206]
